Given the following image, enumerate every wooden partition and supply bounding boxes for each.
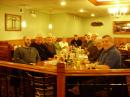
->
[0,61,130,97]
[0,61,57,97]
[57,63,65,97]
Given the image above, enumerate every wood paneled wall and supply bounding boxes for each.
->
[114,38,130,47]
[0,37,129,62]
[6,37,130,48]
[0,42,12,61]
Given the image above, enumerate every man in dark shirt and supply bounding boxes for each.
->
[44,37,56,58]
[70,35,82,47]
[14,36,40,64]
[81,34,89,49]
[13,36,40,97]
[30,36,49,61]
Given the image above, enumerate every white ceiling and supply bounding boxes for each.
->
[0,0,130,17]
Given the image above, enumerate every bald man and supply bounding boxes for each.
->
[14,36,40,64]
[13,36,41,97]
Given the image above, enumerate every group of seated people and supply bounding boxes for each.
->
[67,35,127,97]
[13,34,121,69]
[12,34,124,97]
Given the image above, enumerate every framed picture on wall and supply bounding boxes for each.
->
[113,21,130,34]
[5,14,21,31]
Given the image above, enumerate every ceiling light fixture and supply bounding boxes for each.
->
[108,6,128,18]
[89,0,129,6]
[60,1,66,6]
[91,13,95,17]
[79,9,84,13]
[30,10,37,17]
[48,12,53,30]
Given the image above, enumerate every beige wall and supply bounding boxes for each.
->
[51,14,83,37]
[0,5,130,40]
[0,5,49,40]
[0,5,83,40]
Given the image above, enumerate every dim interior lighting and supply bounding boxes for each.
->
[108,6,128,18]
[22,20,27,28]
[48,23,53,29]
[60,1,66,6]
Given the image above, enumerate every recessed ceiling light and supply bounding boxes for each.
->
[60,1,66,6]
[91,13,95,17]
[79,9,84,13]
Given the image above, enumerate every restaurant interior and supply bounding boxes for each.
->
[1,0,130,97]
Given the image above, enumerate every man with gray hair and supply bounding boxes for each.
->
[98,35,121,69]
[96,35,128,97]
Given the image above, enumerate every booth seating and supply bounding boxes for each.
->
[0,41,12,62]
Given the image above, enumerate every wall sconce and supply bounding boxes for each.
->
[60,0,66,6]
[48,23,53,30]
[48,12,53,30]
[30,10,37,17]
[22,20,27,28]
